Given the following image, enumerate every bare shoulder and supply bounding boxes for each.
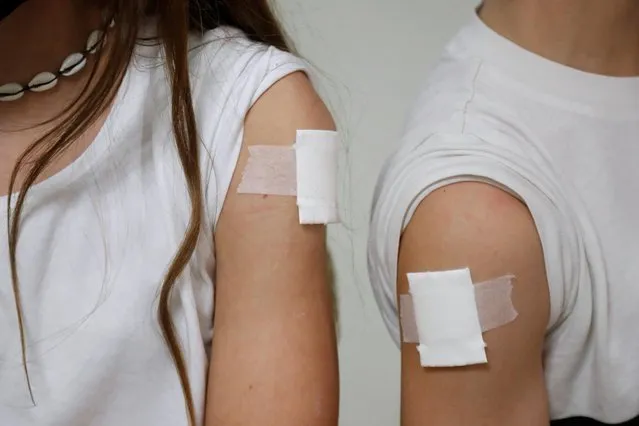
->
[244,71,335,144]
[219,70,334,229]
[398,181,551,425]
[401,182,545,279]
[400,181,549,337]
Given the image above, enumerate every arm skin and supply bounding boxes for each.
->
[205,72,339,426]
[398,182,551,426]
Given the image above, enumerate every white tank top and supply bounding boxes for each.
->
[368,13,639,423]
[0,26,306,426]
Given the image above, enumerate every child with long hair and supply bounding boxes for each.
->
[0,1,339,425]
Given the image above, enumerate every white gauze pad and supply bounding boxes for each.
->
[407,269,513,368]
[237,130,339,225]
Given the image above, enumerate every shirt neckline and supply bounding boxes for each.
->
[0,66,134,206]
[458,11,639,116]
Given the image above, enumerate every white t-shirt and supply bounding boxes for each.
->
[0,27,306,426]
[368,13,639,423]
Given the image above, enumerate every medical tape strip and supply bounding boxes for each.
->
[237,129,340,225]
[401,269,517,368]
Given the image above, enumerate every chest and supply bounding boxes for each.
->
[0,142,215,370]
[532,116,639,323]
[538,118,639,236]
[0,106,107,199]
[0,167,181,339]
[0,111,216,420]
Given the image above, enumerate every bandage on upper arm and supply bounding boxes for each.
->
[237,129,340,225]
[400,268,518,368]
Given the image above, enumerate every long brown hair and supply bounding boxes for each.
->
[7,0,290,424]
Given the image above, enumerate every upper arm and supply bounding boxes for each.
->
[206,72,338,425]
[398,182,550,426]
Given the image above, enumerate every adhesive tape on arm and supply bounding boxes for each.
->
[408,268,487,368]
[400,274,517,343]
[237,130,340,225]
[294,130,339,224]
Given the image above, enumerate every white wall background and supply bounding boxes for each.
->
[273,1,478,425]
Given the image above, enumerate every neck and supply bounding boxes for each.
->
[479,0,639,76]
[0,0,103,127]
[0,0,101,85]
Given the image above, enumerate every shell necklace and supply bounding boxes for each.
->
[0,21,113,102]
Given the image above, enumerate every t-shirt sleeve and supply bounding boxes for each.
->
[210,47,307,226]
[189,30,308,229]
[367,131,581,347]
